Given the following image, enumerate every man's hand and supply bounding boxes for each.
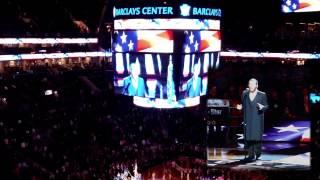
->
[257,103,264,110]
[236,104,242,110]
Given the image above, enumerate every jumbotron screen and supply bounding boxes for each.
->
[112,2,222,108]
[282,0,320,13]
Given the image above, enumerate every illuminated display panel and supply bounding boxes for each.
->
[183,31,221,53]
[113,4,222,19]
[133,96,200,109]
[310,93,320,104]
[113,30,174,53]
[282,0,320,13]
[112,2,222,108]
[114,19,220,30]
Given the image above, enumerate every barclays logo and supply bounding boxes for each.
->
[180,4,191,16]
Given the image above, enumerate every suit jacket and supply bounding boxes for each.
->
[122,76,146,97]
[241,90,268,141]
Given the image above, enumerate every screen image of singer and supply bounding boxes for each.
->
[179,52,219,98]
[113,30,174,53]
[113,53,176,99]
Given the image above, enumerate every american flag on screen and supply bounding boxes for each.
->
[282,0,320,13]
[113,30,174,53]
[237,120,310,142]
[183,31,221,53]
[114,19,220,30]
[263,120,310,142]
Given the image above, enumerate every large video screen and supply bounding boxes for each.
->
[179,53,219,98]
[114,19,220,30]
[113,30,174,53]
[183,31,221,53]
[282,0,320,13]
[113,53,177,99]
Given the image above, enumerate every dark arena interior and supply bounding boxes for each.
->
[0,0,320,179]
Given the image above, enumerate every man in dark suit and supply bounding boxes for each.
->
[185,62,202,97]
[122,62,146,97]
[237,78,268,161]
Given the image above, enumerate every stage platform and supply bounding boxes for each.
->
[139,142,311,179]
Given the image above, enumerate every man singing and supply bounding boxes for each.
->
[122,62,146,97]
[185,62,202,97]
[237,78,268,161]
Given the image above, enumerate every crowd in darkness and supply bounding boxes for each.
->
[0,59,319,179]
[0,63,206,179]
[223,22,320,53]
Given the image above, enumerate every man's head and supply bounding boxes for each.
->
[130,62,140,79]
[248,78,258,92]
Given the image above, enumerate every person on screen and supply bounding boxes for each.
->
[122,62,146,97]
[185,62,202,97]
[236,78,268,161]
